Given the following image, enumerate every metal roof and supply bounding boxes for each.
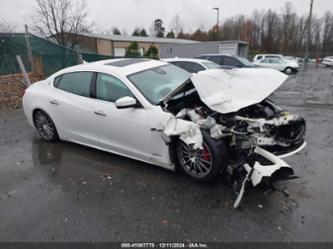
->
[87,33,199,44]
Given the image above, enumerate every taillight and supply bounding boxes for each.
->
[21,89,26,98]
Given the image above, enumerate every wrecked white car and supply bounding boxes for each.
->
[23,59,306,207]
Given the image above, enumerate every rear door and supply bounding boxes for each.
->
[50,71,99,146]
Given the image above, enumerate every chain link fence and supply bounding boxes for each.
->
[0,33,112,77]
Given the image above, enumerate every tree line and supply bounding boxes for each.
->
[111,2,333,57]
[177,2,333,57]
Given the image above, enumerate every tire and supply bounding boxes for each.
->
[175,130,227,182]
[33,109,59,142]
[284,67,293,74]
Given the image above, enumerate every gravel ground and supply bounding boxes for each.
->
[0,67,332,242]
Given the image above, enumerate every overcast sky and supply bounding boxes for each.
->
[1,0,332,34]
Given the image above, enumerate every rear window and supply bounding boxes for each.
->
[181,61,205,73]
[54,72,93,97]
[105,58,149,67]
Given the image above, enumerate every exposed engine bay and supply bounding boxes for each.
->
[160,78,306,208]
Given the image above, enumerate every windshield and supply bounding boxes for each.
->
[127,64,191,105]
[236,57,255,67]
[202,61,220,69]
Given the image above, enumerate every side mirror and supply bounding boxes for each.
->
[115,96,137,109]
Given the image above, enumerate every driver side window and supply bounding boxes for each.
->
[96,73,133,103]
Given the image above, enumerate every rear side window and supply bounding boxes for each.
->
[256,55,263,60]
[54,72,93,97]
[96,73,134,103]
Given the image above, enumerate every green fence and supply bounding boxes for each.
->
[0,33,112,76]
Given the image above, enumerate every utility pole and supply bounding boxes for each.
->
[304,0,314,71]
[24,24,34,73]
[213,7,220,28]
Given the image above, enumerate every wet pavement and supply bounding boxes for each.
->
[0,67,332,242]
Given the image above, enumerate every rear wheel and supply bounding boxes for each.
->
[33,110,59,142]
[176,131,226,181]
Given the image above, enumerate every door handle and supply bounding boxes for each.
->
[49,99,59,105]
[94,110,106,117]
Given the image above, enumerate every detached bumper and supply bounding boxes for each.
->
[244,146,295,187]
[262,117,306,157]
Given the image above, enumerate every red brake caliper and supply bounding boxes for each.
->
[201,145,211,162]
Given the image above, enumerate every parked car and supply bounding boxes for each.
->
[23,58,306,207]
[322,56,333,67]
[195,54,255,68]
[253,54,301,65]
[253,54,285,62]
[253,57,299,74]
[162,58,220,73]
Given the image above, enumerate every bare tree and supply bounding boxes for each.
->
[322,11,333,54]
[0,15,17,32]
[30,0,94,47]
[169,15,184,37]
[280,2,297,53]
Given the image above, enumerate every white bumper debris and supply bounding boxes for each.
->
[163,116,203,149]
[244,146,292,187]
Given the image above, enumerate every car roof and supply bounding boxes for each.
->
[162,58,214,64]
[198,53,233,57]
[53,58,168,77]
[255,54,283,57]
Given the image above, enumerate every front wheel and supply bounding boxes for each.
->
[284,67,293,74]
[33,110,59,142]
[176,131,227,182]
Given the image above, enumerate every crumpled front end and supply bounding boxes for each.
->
[159,67,306,208]
[161,102,304,208]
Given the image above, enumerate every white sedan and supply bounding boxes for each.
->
[162,58,220,73]
[23,59,306,207]
[322,56,333,67]
[253,58,299,74]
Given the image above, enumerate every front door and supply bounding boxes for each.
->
[92,72,172,165]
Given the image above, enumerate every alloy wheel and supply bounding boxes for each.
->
[177,141,213,178]
[34,110,56,140]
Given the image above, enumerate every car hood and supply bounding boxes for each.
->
[163,68,288,114]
